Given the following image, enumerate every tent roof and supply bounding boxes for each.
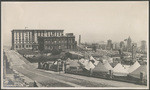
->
[103,62,113,70]
[110,62,118,68]
[90,56,99,66]
[129,65,147,79]
[90,56,95,61]
[67,60,80,67]
[93,62,109,72]
[113,63,129,76]
[113,63,129,73]
[128,61,141,73]
[79,59,89,66]
[84,61,95,70]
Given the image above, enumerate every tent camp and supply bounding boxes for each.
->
[103,62,113,70]
[113,63,129,76]
[78,59,89,67]
[128,61,141,73]
[84,61,95,71]
[92,62,109,73]
[128,65,147,80]
[89,56,99,66]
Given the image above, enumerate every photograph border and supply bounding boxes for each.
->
[1,0,149,89]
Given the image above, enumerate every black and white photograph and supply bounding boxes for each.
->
[1,1,149,89]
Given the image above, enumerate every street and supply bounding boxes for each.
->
[4,50,147,87]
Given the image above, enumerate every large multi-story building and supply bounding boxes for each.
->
[38,33,77,51]
[11,29,76,51]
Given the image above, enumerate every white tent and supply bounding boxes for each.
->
[79,59,95,71]
[129,65,147,80]
[90,56,95,61]
[79,59,89,66]
[103,62,113,70]
[128,61,141,73]
[89,56,99,66]
[84,61,95,71]
[79,58,85,64]
[53,61,58,65]
[113,63,129,76]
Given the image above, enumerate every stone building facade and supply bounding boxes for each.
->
[38,33,77,51]
[11,29,76,51]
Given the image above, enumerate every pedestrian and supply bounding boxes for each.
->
[33,80,38,87]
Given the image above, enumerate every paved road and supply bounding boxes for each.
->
[4,50,147,88]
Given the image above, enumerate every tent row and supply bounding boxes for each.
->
[66,56,147,83]
[38,56,147,85]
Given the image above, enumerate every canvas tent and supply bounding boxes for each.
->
[89,56,99,66]
[103,62,113,70]
[66,60,81,72]
[84,61,95,71]
[78,59,89,67]
[128,65,147,80]
[113,63,129,76]
[92,62,109,73]
[128,61,141,73]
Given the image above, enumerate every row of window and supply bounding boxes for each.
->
[15,45,32,48]
[44,41,67,44]
[45,46,66,49]
[36,32,63,37]
[44,39,75,44]
[44,45,75,50]
[14,41,34,44]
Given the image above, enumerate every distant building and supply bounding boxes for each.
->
[107,39,113,50]
[126,36,132,52]
[132,43,137,61]
[141,40,146,53]
[115,43,120,50]
[120,41,126,51]
[11,29,77,51]
[99,44,107,50]
[79,35,81,45]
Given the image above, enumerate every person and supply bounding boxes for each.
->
[33,80,38,87]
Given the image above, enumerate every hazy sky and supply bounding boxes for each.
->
[2,1,148,46]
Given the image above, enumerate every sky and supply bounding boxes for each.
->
[2,1,149,47]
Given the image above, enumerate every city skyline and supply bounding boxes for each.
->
[2,2,148,46]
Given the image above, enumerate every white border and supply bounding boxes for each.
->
[1,1,149,89]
